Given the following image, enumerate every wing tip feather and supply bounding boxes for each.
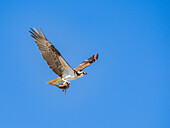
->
[29,27,48,40]
[33,27,41,35]
[95,53,99,60]
[40,28,47,40]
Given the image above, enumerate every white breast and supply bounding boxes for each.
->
[62,67,77,80]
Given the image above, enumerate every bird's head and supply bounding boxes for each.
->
[82,72,87,75]
[78,71,87,77]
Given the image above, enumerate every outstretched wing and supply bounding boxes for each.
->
[74,54,99,72]
[29,27,74,76]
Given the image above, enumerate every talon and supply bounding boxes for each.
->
[62,89,64,92]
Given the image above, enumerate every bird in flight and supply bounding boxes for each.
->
[29,28,99,94]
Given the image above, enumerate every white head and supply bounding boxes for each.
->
[77,71,87,78]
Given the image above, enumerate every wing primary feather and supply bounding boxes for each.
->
[33,27,41,35]
[40,28,47,40]
[29,31,36,36]
[30,28,37,35]
[31,35,36,39]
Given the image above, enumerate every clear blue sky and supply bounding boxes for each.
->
[0,0,169,128]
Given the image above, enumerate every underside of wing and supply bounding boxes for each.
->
[29,27,74,76]
[74,53,99,72]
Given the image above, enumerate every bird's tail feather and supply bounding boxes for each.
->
[47,77,62,85]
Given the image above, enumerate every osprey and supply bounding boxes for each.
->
[29,28,99,94]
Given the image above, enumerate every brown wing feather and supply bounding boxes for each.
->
[29,27,74,76]
[74,53,99,72]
